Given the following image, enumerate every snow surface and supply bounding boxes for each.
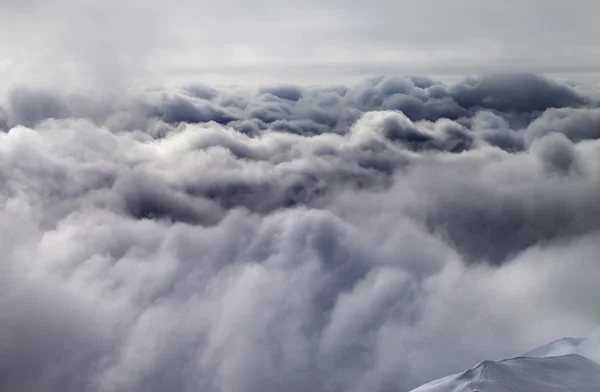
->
[524,332,600,363]
[410,354,600,392]
[523,337,586,358]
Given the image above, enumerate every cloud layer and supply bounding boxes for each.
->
[1,74,600,392]
[3,0,600,88]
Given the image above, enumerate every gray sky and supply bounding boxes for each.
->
[1,0,600,89]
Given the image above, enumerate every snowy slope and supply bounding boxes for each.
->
[524,332,600,363]
[523,337,585,358]
[410,354,600,392]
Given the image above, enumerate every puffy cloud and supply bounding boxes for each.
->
[449,73,587,112]
[1,74,600,392]
[1,74,586,136]
[525,107,600,144]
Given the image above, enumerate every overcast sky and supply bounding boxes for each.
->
[2,0,600,89]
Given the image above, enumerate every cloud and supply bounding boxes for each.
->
[525,107,600,144]
[1,74,600,392]
[2,74,586,132]
[450,73,587,112]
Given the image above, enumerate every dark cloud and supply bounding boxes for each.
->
[113,170,224,225]
[149,95,239,125]
[450,74,587,113]
[532,133,581,175]
[1,74,600,392]
[185,84,220,100]
[472,111,526,152]
[8,88,71,127]
[260,85,304,102]
[269,119,330,136]
[227,118,267,136]
[2,74,586,139]
[411,165,600,263]
[0,108,8,131]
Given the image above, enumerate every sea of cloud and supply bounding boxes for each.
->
[1,73,600,392]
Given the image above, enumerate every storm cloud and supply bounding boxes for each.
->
[1,73,600,392]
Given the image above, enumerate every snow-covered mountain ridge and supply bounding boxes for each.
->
[411,333,600,392]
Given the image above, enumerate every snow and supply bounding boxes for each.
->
[524,332,600,364]
[410,329,600,391]
[410,354,600,392]
[523,337,586,358]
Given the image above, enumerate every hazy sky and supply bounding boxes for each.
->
[2,0,600,88]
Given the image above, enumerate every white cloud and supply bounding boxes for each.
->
[1,74,600,391]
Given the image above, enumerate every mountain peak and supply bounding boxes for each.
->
[411,354,600,392]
